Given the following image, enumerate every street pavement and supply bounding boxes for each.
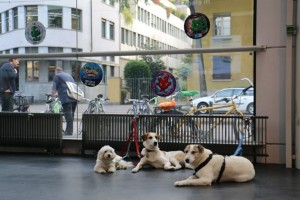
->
[29,102,136,116]
[28,103,152,138]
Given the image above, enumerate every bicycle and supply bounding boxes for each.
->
[126,95,157,115]
[44,93,63,113]
[78,94,109,135]
[82,94,109,114]
[152,78,254,145]
[13,91,34,112]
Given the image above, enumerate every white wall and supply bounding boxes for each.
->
[256,0,287,164]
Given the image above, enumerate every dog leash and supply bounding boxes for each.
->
[120,117,141,159]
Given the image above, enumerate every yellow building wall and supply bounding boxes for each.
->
[107,77,122,103]
[187,0,254,94]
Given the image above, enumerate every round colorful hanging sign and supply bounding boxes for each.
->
[184,13,210,39]
[25,21,46,45]
[80,62,104,87]
[151,71,176,97]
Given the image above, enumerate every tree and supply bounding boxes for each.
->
[124,60,151,78]
[124,60,151,99]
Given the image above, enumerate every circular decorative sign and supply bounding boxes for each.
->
[151,71,176,97]
[184,13,210,39]
[25,21,46,45]
[80,62,104,87]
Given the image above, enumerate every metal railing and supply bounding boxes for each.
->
[0,113,63,152]
[81,114,268,160]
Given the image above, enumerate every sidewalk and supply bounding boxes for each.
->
[29,103,135,116]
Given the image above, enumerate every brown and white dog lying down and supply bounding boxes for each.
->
[174,144,255,186]
[132,132,191,173]
[94,145,129,174]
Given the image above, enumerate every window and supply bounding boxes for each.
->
[13,7,18,30]
[102,0,115,6]
[13,48,18,54]
[102,19,114,40]
[71,61,81,81]
[26,60,39,82]
[72,8,82,30]
[110,66,114,77]
[25,6,38,25]
[110,56,114,62]
[48,47,63,53]
[5,11,9,32]
[121,28,125,44]
[25,47,38,53]
[212,56,231,80]
[109,22,114,40]
[133,32,136,47]
[72,48,82,52]
[48,6,62,28]
[214,14,231,36]
[102,65,107,83]
[48,60,56,81]
[101,19,106,38]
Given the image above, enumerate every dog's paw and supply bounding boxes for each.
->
[131,167,139,173]
[107,168,116,173]
[164,166,175,171]
[95,169,107,174]
[174,180,186,187]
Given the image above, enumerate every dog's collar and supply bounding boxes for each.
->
[193,153,213,175]
[146,149,155,152]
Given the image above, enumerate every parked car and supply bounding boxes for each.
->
[191,87,254,114]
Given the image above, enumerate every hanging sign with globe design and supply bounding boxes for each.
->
[184,13,210,39]
[151,71,176,97]
[25,21,46,45]
[80,62,104,87]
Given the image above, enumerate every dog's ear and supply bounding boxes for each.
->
[142,133,149,141]
[197,144,204,153]
[184,145,190,153]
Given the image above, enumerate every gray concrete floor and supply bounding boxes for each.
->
[0,153,300,200]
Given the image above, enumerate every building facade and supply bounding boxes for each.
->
[0,0,120,101]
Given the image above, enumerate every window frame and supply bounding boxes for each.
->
[48,6,63,28]
[25,5,38,25]
[214,14,231,37]
[26,60,40,82]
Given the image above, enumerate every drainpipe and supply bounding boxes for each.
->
[90,0,93,52]
[295,0,300,169]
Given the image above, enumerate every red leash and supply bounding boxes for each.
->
[120,117,141,158]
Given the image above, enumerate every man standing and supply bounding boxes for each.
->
[52,66,78,136]
[0,58,20,111]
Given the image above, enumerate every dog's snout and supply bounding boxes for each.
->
[107,154,111,158]
[185,159,189,163]
[154,141,158,146]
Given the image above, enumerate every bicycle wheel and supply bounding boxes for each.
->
[127,109,135,115]
[98,104,105,114]
[169,116,199,141]
[87,104,98,114]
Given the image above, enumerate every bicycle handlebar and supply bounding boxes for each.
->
[165,91,179,99]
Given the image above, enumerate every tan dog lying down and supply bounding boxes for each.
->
[94,145,128,174]
[175,144,255,186]
[132,132,191,173]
